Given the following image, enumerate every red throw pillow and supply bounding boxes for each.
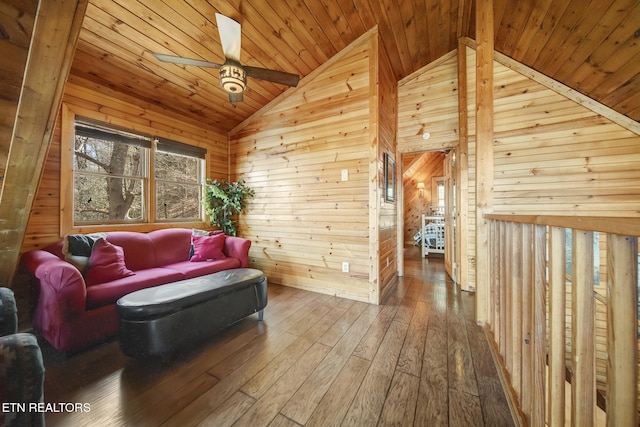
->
[85,239,135,285]
[190,234,226,262]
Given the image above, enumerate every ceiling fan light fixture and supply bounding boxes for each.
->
[219,60,246,94]
[153,13,298,104]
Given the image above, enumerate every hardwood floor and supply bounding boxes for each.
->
[41,248,514,426]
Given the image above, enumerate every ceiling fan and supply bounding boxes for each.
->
[153,13,300,103]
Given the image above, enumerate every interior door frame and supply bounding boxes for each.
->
[396,148,463,286]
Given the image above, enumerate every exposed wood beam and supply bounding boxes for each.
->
[456,39,470,291]
[0,0,88,284]
[475,0,494,323]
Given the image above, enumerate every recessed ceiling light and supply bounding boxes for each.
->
[422,132,431,140]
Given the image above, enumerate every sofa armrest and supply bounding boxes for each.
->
[0,288,18,336]
[21,250,87,318]
[223,236,252,268]
[0,333,45,427]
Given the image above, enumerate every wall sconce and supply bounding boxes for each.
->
[417,182,425,198]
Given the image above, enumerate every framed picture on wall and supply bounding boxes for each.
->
[384,152,395,203]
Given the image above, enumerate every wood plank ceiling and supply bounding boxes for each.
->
[71,0,640,133]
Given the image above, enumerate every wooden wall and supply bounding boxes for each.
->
[465,46,478,292]
[402,152,446,244]
[491,59,640,216]
[376,35,399,302]
[20,80,229,253]
[230,28,395,303]
[397,52,459,154]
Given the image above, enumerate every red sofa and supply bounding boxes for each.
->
[20,228,251,352]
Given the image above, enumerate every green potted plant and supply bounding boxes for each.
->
[203,179,254,236]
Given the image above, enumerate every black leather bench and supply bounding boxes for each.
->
[116,268,267,358]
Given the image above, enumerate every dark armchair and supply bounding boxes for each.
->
[0,287,45,427]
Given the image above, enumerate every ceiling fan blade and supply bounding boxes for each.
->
[244,65,300,87]
[153,53,222,69]
[215,13,241,62]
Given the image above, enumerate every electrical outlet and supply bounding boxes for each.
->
[342,261,349,272]
[341,169,348,181]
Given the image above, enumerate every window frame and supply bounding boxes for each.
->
[60,104,208,235]
[153,138,207,223]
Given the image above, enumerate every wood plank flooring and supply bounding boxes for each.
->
[40,248,514,426]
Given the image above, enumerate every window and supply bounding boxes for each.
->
[66,115,206,229]
[154,138,205,221]
[74,120,150,223]
[430,177,445,216]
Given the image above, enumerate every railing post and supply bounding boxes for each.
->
[572,230,596,427]
[606,234,638,426]
[548,226,566,426]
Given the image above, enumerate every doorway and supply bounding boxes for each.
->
[399,149,457,283]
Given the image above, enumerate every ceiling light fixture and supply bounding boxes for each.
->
[219,60,246,94]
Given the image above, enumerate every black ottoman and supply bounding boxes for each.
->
[116,268,267,358]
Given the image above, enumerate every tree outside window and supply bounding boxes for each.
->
[72,118,205,226]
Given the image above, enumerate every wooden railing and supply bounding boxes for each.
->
[484,215,639,427]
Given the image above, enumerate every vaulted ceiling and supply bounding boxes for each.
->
[71,0,639,132]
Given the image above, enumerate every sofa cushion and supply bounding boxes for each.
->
[85,239,135,286]
[147,228,192,266]
[104,232,157,271]
[163,258,241,279]
[190,234,226,262]
[85,268,185,310]
[62,232,107,272]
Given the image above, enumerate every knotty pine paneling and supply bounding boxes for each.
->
[397,52,459,154]
[492,62,640,217]
[231,29,392,303]
[20,81,229,254]
[376,38,398,302]
[466,46,477,292]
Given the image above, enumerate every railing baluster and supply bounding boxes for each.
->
[533,224,547,427]
[506,221,514,376]
[606,234,638,426]
[512,222,523,400]
[572,230,596,427]
[548,226,566,426]
[520,224,534,421]
[500,221,507,359]
[485,216,640,426]
[490,219,499,335]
